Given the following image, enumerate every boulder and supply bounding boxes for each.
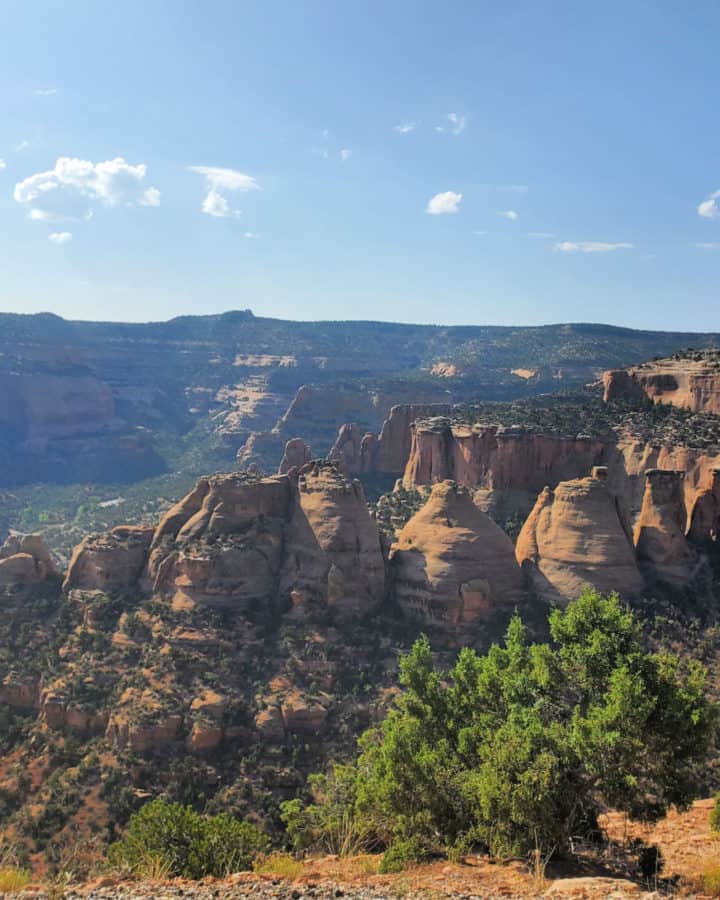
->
[0,533,56,586]
[515,467,643,603]
[390,480,524,627]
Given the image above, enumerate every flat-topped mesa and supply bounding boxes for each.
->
[63,526,155,593]
[633,469,697,586]
[688,468,720,544]
[147,464,385,620]
[603,350,720,413]
[402,418,608,518]
[515,467,642,604]
[389,479,524,628]
[278,437,312,474]
[0,533,57,587]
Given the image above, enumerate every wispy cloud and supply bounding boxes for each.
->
[189,165,259,218]
[427,191,462,215]
[473,230,488,236]
[34,88,58,97]
[243,232,259,239]
[696,242,720,249]
[340,148,352,161]
[0,159,6,170]
[436,112,467,135]
[15,140,30,152]
[48,231,72,244]
[698,189,720,219]
[498,210,519,221]
[527,231,555,238]
[14,156,160,223]
[554,241,633,253]
[394,122,417,134]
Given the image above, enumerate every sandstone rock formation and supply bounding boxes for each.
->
[688,468,720,544]
[326,423,373,474]
[278,437,313,474]
[403,418,608,520]
[64,525,154,593]
[633,469,697,586]
[390,480,524,628]
[603,351,720,413]
[148,464,385,620]
[0,533,57,587]
[515,467,643,603]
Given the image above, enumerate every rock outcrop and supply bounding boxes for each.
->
[688,468,720,544]
[603,351,720,413]
[64,526,154,593]
[515,467,643,603]
[278,437,312,474]
[148,464,385,620]
[0,533,57,587]
[633,469,698,586]
[389,480,524,628]
[403,419,608,520]
[326,424,373,474]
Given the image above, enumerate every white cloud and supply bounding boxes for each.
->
[473,230,488,236]
[436,112,467,135]
[498,209,519,221]
[554,241,633,253]
[0,159,5,170]
[243,232,259,239]
[34,88,57,96]
[698,189,720,219]
[15,140,30,152]
[189,165,259,219]
[697,242,720,249]
[340,149,352,161]
[427,191,462,215]
[394,122,417,134]
[14,156,160,223]
[48,231,72,244]
[527,231,555,238]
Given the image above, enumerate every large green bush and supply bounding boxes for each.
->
[285,590,715,868]
[108,799,269,878]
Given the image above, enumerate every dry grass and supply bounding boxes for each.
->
[253,852,304,879]
[0,866,32,892]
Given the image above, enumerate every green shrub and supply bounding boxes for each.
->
[711,793,720,833]
[288,589,716,863]
[379,837,429,873]
[108,799,269,878]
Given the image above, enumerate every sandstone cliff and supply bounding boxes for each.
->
[515,467,643,604]
[389,480,524,628]
[403,418,608,521]
[603,351,720,413]
[278,437,313,474]
[64,525,155,593]
[633,469,698,587]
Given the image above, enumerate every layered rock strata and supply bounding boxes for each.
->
[389,480,524,627]
[515,467,642,603]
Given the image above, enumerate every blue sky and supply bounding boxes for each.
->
[1,0,719,328]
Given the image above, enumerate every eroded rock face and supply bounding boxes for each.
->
[403,419,608,520]
[515,467,643,604]
[390,480,524,627]
[278,438,312,474]
[326,424,372,475]
[148,464,385,619]
[688,468,720,544]
[0,533,57,587]
[633,469,697,586]
[64,526,154,593]
[603,352,720,413]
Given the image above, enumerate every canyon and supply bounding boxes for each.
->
[2,324,720,875]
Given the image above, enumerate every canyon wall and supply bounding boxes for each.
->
[603,352,720,413]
